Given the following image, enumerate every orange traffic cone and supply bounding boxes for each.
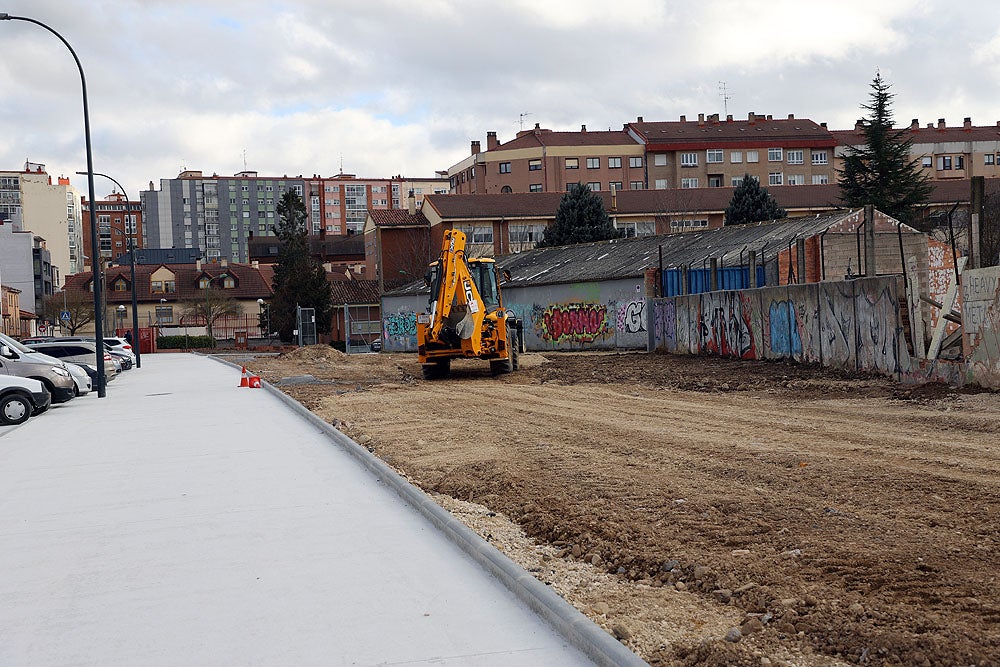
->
[248,374,262,389]
[239,366,250,387]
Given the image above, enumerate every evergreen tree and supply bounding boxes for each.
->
[724,174,786,225]
[838,73,932,224]
[269,190,334,343]
[536,183,623,248]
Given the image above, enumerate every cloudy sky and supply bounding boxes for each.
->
[1,0,998,198]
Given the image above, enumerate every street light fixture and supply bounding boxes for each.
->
[257,298,271,341]
[2,13,106,397]
[75,170,141,368]
[116,304,126,333]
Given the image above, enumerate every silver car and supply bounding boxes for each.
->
[24,341,118,385]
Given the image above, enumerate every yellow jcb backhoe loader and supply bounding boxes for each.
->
[416,229,522,379]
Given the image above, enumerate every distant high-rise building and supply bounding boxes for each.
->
[81,191,145,266]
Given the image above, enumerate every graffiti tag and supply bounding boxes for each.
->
[385,312,417,338]
[617,300,646,334]
[541,304,610,343]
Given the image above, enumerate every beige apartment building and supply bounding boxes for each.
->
[448,124,645,195]
[626,113,839,190]
[833,116,1000,182]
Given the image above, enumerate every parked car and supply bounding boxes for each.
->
[0,332,76,404]
[23,341,118,384]
[64,363,93,396]
[20,336,55,345]
[0,375,51,426]
[101,337,136,363]
[370,338,383,352]
[108,349,132,371]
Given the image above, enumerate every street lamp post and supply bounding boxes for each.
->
[116,304,126,333]
[257,298,270,342]
[2,13,106,396]
[76,171,141,368]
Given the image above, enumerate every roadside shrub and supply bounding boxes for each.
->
[157,335,216,349]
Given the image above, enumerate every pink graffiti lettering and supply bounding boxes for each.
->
[541,304,609,343]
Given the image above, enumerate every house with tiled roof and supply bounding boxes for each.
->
[832,116,1000,183]
[362,199,433,292]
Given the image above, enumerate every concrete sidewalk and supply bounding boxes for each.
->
[0,354,635,666]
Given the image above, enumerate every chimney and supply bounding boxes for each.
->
[937,118,946,129]
[709,113,719,123]
[220,258,228,268]
[787,113,794,119]
[251,260,259,269]
[726,114,733,122]
[581,124,587,132]
[748,112,756,124]
[196,259,202,271]
[679,115,686,122]
[911,118,919,130]
[471,140,481,155]
[766,114,772,120]
[820,122,827,128]
[610,182,617,211]
[636,116,643,122]
[855,119,864,130]
[964,117,972,128]
[698,113,705,125]
[407,189,416,216]
[486,131,498,150]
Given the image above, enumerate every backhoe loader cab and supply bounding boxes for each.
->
[417,230,522,379]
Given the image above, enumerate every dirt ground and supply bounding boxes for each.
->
[242,347,999,666]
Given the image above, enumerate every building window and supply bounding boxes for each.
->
[768,148,783,162]
[241,185,249,192]
[509,224,547,245]
[565,158,578,169]
[747,150,759,163]
[731,177,743,186]
[786,150,804,164]
[985,154,995,165]
[616,221,655,238]
[956,156,965,169]
[654,153,668,166]
[787,174,805,185]
[501,185,513,193]
[812,175,829,184]
[499,162,511,174]
[155,305,173,324]
[586,158,600,169]
[680,153,698,167]
[566,184,576,192]
[151,280,163,293]
[528,159,542,171]
[937,156,952,170]
[708,175,723,188]
[730,151,742,163]
[456,224,493,244]
[922,156,933,167]
[607,181,621,191]
[768,172,783,186]
[608,157,622,169]
[670,219,709,229]
[529,184,543,192]
[654,179,668,189]
[706,149,723,163]
[681,178,698,188]
[812,150,828,165]
[587,182,601,191]
[629,156,643,168]
[630,181,643,190]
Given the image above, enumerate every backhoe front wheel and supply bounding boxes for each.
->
[491,330,519,376]
[421,359,451,380]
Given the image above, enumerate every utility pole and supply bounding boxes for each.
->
[718,82,732,117]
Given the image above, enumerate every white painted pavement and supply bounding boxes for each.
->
[0,354,599,666]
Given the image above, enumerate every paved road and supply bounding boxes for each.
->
[0,354,612,666]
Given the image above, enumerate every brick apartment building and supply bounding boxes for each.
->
[81,191,144,267]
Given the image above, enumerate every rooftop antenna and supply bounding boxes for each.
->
[719,81,732,116]
[242,148,248,171]
[519,112,532,131]
[339,154,344,175]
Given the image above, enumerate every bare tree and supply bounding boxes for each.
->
[179,287,242,339]
[44,291,93,335]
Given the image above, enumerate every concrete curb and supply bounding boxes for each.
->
[205,354,647,667]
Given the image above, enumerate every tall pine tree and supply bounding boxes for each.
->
[724,174,786,225]
[536,183,623,248]
[838,73,931,224]
[270,190,333,343]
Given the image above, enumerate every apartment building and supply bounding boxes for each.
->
[81,191,144,265]
[833,116,1000,182]
[447,124,645,195]
[626,113,839,190]
[0,162,84,280]
[143,170,444,263]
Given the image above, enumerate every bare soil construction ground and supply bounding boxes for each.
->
[244,347,1000,666]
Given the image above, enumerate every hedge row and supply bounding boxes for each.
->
[157,335,216,349]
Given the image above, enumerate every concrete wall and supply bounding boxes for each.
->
[961,266,1000,387]
[650,277,983,387]
[381,277,650,353]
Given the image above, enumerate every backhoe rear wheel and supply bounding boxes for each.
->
[421,359,451,380]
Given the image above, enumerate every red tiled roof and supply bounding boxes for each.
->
[630,117,836,150]
[833,123,1000,146]
[369,209,430,227]
[63,262,275,303]
[328,279,381,305]
[497,129,639,151]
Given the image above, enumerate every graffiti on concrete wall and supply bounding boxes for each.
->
[653,300,676,351]
[699,292,757,358]
[540,303,611,343]
[961,267,1000,386]
[819,282,855,369]
[616,299,646,334]
[384,311,417,339]
[855,283,901,374]
[767,300,802,358]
